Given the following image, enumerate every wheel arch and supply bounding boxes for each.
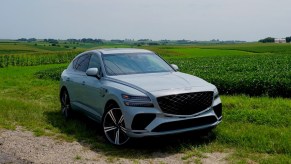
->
[104,99,120,113]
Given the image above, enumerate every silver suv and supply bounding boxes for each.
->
[60,48,222,145]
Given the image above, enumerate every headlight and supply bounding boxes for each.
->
[122,94,151,101]
[122,94,154,107]
[214,88,219,99]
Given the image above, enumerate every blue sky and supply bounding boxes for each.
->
[0,0,290,41]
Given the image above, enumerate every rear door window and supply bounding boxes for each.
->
[74,54,91,72]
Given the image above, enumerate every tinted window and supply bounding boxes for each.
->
[75,54,91,72]
[102,53,174,75]
[72,58,79,69]
[88,54,101,69]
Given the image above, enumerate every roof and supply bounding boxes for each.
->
[95,48,153,55]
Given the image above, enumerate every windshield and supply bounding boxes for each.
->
[102,53,174,75]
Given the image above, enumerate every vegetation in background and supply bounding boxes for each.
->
[0,41,290,163]
[286,36,291,43]
[259,36,291,43]
[167,54,291,97]
[259,37,275,43]
[34,66,66,81]
[32,43,291,98]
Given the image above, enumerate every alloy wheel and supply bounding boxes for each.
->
[103,108,129,145]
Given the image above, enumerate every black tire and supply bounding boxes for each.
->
[60,89,73,119]
[102,103,130,146]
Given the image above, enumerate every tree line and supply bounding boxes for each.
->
[259,36,291,43]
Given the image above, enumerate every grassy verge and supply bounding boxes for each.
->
[0,64,290,163]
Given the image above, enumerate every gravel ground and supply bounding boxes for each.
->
[0,128,228,164]
[0,151,32,164]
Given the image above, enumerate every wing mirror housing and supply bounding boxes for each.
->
[86,68,100,79]
[171,64,179,71]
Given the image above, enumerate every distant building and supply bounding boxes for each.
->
[275,38,286,43]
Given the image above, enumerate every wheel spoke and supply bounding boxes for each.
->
[118,115,124,124]
[64,94,67,104]
[62,93,69,105]
[104,126,117,133]
[61,95,66,105]
[61,107,65,113]
[115,129,120,145]
[64,108,67,116]
[65,93,68,104]
[108,110,117,124]
[120,126,127,133]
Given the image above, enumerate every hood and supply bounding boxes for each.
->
[109,72,211,92]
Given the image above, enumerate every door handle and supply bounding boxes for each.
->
[82,81,86,85]
[66,78,70,81]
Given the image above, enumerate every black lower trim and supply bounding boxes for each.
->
[213,103,222,118]
[131,114,156,130]
[152,116,217,132]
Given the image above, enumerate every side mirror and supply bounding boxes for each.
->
[86,68,100,79]
[171,64,179,71]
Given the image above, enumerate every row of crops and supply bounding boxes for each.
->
[1,43,290,98]
[167,54,291,98]
[34,66,67,81]
[0,51,81,68]
[33,52,291,98]
[197,43,291,54]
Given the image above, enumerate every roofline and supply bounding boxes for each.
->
[92,48,153,55]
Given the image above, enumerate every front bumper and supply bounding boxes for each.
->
[122,98,222,138]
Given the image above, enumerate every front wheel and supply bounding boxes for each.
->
[102,107,130,146]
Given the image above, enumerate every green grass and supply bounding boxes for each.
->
[196,43,291,54]
[34,66,66,81]
[148,47,256,58]
[0,42,57,54]
[0,64,290,163]
[0,42,290,163]
[224,95,291,162]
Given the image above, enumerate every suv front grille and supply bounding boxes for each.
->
[157,91,213,115]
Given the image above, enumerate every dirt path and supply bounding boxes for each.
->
[0,128,228,163]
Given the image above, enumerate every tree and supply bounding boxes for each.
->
[44,39,58,44]
[27,38,37,42]
[286,36,291,43]
[17,38,27,41]
[259,37,275,43]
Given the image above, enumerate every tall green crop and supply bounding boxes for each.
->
[167,54,291,97]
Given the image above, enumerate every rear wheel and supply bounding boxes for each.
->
[102,106,130,146]
[60,90,72,119]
